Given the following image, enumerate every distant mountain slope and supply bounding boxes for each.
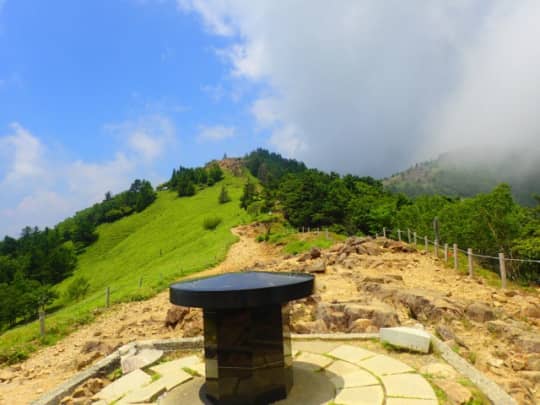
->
[383,147,540,206]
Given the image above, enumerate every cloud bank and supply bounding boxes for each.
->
[180,0,540,176]
[0,116,176,237]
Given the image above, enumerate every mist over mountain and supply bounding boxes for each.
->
[384,146,540,205]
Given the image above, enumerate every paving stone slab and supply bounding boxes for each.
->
[380,327,431,353]
[327,345,376,363]
[326,360,362,376]
[330,370,379,389]
[382,373,437,400]
[294,352,333,371]
[159,368,193,390]
[121,349,163,374]
[93,369,152,402]
[149,355,201,376]
[385,399,438,405]
[292,340,341,354]
[187,362,206,377]
[333,385,384,405]
[118,379,167,403]
[358,355,414,376]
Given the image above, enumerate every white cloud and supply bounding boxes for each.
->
[180,1,540,176]
[0,122,46,184]
[105,114,175,162]
[0,117,177,237]
[197,125,236,141]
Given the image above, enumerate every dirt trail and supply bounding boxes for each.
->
[0,226,278,405]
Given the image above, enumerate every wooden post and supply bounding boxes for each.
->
[499,253,507,289]
[325,228,329,240]
[375,232,379,239]
[413,232,417,246]
[407,229,411,244]
[139,277,143,288]
[444,243,448,263]
[453,244,458,270]
[106,287,110,308]
[383,227,387,238]
[39,310,45,337]
[424,236,428,252]
[467,248,473,277]
[434,239,439,258]
[397,229,402,241]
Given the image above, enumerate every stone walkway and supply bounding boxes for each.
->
[92,342,438,405]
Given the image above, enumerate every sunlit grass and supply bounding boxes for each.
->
[0,173,249,362]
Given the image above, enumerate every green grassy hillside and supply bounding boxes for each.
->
[0,173,249,362]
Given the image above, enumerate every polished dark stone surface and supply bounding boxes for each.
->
[169,271,313,405]
[170,271,314,309]
[203,305,292,404]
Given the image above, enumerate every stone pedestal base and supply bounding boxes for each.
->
[202,304,292,405]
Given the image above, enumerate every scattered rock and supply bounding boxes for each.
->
[309,247,321,259]
[305,260,326,274]
[435,324,456,341]
[343,303,400,329]
[164,305,189,329]
[292,319,328,334]
[521,303,540,319]
[465,302,496,322]
[516,334,540,354]
[419,363,458,379]
[525,354,540,371]
[348,318,376,333]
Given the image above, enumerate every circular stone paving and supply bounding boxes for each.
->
[155,343,438,405]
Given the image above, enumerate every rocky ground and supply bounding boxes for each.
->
[1,227,539,404]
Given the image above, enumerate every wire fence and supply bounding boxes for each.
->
[378,226,540,289]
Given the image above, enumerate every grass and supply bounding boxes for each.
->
[266,223,346,255]
[0,173,250,363]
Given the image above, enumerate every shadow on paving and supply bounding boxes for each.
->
[159,364,341,405]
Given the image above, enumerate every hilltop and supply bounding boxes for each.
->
[383,147,540,206]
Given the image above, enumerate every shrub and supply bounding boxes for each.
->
[66,277,90,301]
[218,185,230,204]
[203,216,222,230]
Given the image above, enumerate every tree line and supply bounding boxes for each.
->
[242,149,540,283]
[0,179,157,330]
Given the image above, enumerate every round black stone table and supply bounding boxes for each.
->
[170,271,314,405]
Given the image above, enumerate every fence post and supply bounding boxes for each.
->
[398,229,402,241]
[444,243,448,263]
[39,310,45,337]
[407,229,411,244]
[467,249,473,277]
[382,227,386,238]
[424,236,428,252]
[325,228,329,240]
[413,232,417,246]
[453,244,458,270]
[375,232,379,239]
[106,287,111,308]
[434,239,439,258]
[499,253,507,289]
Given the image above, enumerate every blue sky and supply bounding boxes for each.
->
[1,1,540,237]
[0,0,267,236]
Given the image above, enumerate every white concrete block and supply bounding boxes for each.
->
[380,327,431,353]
